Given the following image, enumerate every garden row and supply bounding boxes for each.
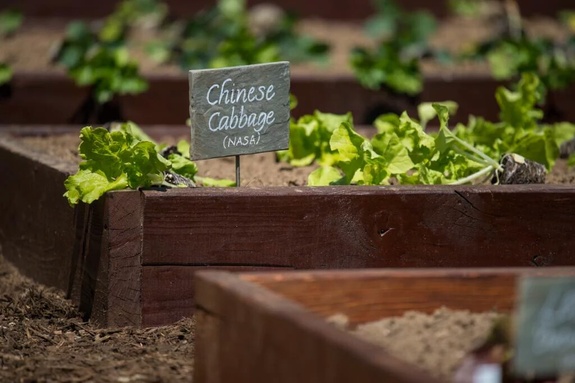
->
[3,71,546,125]
[2,0,570,20]
[2,0,575,125]
[1,124,575,382]
[2,1,575,381]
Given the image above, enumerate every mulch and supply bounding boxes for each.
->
[0,253,195,383]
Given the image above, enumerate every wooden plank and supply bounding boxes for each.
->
[0,73,86,125]
[4,72,575,125]
[189,62,291,160]
[140,265,293,327]
[194,270,440,383]
[141,185,575,268]
[0,137,77,291]
[194,267,575,383]
[241,268,575,325]
[90,191,144,327]
[4,0,568,20]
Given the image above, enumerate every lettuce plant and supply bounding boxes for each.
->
[53,1,152,122]
[148,0,329,70]
[306,73,575,186]
[0,9,23,86]
[350,0,449,95]
[463,1,575,93]
[64,122,197,206]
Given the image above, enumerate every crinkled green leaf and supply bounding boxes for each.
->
[307,166,344,186]
[281,111,352,166]
[370,132,414,174]
[418,101,458,129]
[0,63,12,85]
[64,170,128,206]
[196,176,236,187]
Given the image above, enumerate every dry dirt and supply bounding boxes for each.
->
[1,131,575,382]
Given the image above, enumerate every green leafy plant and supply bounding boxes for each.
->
[277,111,353,167]
[0,9,23,86]
[64,122,197,206]
[350,0,448,95]
[306,73,575,186]
[52,1,154,122]
[464,0,575,93]
[64,122,235,206]
[149,0,329,70]
[0,10,23,38]
[308,103,501,186]
[452,73,574,170]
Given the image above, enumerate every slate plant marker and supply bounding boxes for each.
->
[189,62,291,186]
[514,276,575,377]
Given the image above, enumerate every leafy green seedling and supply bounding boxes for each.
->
[350,0,448,95]
[152,0,329,70]
[463,2,575,93]
[0,10,23,86]
[64,122,236,205]
[64,122,199,205]
[0,10,23,38]
[53,1,150,122]
[0,62,12,86]
[277,111,353,167]
[307,74,575,186]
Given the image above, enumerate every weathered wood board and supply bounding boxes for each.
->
[189,62,290,159]
[4,0,568,19]
[4,72,575,126]
[194,267,575,383]
[2,126,575,327]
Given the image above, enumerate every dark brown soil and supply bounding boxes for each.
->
[0,252,195,383]
[8,130,575,186]
[2,131,575,382]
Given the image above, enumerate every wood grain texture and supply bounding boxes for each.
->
[142,185,575,268]
[194,268,575,383]
[141,265,292,327]
[99,191,145,326]
[0,137,77,291]
[242,268,575,325]
[2,0,568,20]
[0,73,86,124]
[4,72,575,125]
[195,270,440,383]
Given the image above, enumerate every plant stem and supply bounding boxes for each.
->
[504,0,522,41]
[449,165,495,185]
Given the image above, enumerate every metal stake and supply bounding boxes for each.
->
[235,155,240,187]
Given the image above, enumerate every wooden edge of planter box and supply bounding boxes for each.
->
[6,0,566,20]
[2,126,575,327]
[4,70,574,125]
[193,267,575,383]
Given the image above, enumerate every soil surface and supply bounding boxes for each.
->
[0,252,195,383]
[6,130,575,185]
[0,10,570,79]
[1,132,575,382]
[328,308,503,381]
[1,8,574,380]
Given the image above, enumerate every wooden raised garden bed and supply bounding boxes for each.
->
[193,267,575,383]
[2,71,552,126]
[1,126,575,327]
[3,0,569,20]
[3,2,575,126]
